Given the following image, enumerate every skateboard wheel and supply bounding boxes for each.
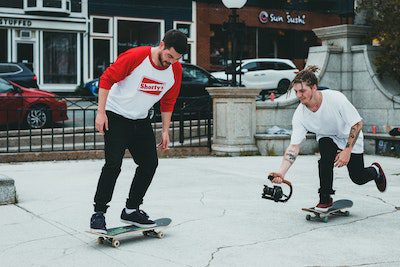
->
[344,211,350,216]
[157,232,165,239]
[322,217,329,223]
[97,237,105,244]
[306,215,311,221]
[112,239,120,248]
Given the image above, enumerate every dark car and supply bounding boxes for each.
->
[0,78,68,129]
[0,62,39,89]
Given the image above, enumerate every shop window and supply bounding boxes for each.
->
[0,29,7,62]
[93,18,110,34]
[117,20,160,54]
[43,32,77,84]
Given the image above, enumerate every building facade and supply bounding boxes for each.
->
[0,0,88,92]
[196,0,354,71]
[0,0,354,92]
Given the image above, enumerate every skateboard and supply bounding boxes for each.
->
[302,199,353,223]
[87,218,171,247]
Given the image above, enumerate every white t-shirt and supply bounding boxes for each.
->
[290,90,364,153]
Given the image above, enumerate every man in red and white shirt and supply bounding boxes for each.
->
[90,30,187,233]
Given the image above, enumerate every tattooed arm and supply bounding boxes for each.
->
[334,120,363,167]
[269,144,300,183]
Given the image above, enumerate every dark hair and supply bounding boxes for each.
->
[290,65,320,90]
[162,29,188,55]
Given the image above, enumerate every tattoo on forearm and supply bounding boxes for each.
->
[346,122,362,148]
[284,149,298,163]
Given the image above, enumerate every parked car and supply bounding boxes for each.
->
[211,58,299,94]
[0,62,39,88]
[0,78,68,129]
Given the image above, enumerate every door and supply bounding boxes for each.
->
[17,43,34,72]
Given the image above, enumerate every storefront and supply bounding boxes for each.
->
[196,2,348,71]
[88,0,195,80]
[0,0,88,92]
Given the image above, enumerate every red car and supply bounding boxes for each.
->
[0,78,68,129]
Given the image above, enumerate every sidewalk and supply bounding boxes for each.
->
[0,155,399,267]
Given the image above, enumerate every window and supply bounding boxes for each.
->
[0,0,23,8]
[43,0,61,8]
[27,0,36,7]
[242,62,258,72]
[92,39,110,78]
[183,65,208,84]
[0,29,7,62]
[93,18,109,34]
[176,23,191,39]
[117,20,160,54]
[43,32,77,84]
[0,79,13,93]
[275,62,295,70]
[0,64,22,75]
[71,0,81,12]
[258,62,275,71]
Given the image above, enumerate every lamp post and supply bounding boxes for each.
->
[222,0,247,87]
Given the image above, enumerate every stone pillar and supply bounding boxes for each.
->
[206,87,261,156]
[0,174,16,205]
[312,24,370,100]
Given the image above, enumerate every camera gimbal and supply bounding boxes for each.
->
[262,175,293,202]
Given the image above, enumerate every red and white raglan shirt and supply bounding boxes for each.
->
[99,46,182,120]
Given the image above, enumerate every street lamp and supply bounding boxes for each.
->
[222,0,247,86]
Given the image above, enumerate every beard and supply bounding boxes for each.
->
[158,53,171,67]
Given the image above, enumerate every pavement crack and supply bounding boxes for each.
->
[204,209,398,267]
[365,194,397,208]
[306,259,400,266]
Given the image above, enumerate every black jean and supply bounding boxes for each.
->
[94,111,158,212]
[318,137,376,195]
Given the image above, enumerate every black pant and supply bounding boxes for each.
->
[318,137,377,195]
[94,111,158,213]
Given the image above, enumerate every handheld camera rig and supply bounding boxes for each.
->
[262,175,293,203]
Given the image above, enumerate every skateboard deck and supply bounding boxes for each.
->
[302,199,353,223]
[87,218,171,247]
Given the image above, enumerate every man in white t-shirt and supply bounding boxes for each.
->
[269,65,387,211]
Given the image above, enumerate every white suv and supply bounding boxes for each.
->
[211,58,299,94]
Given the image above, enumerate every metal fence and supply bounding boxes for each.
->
[0,95,212,153]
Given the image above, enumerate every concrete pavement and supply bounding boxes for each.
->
[0,155,399,267]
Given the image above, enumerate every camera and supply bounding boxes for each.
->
[262,175,293,202]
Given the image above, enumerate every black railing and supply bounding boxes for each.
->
[0,95,212,153]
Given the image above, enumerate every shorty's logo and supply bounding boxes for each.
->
[139,77,165,95]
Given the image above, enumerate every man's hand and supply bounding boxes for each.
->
[95,112,108,135]
[268,172,284,184]
[334,149,351,167]
[157,131,170,151]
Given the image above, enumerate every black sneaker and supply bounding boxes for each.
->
[120,209,156,227]
[90,212,107,234]
[372,162,387,192]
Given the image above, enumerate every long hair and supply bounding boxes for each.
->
[289,65,320,91]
